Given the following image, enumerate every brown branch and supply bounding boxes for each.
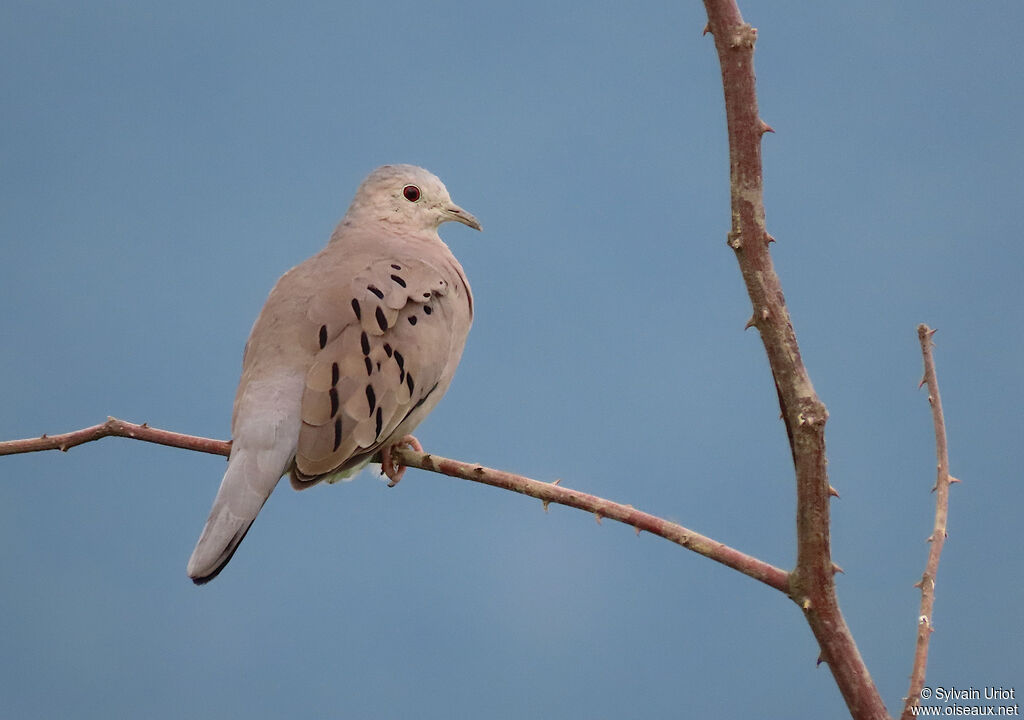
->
[901,326,956,720]
[701,2,889,718]
[394,447,790,592]
[0,417,231,457]
[0,417,790,593]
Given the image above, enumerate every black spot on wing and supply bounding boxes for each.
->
[390,274,407,288]
[319,325,328,349]
[365,384,376,415]
[333,418,342,451]
[375,306,388,331]
[329,388,339,417]
[393,350,405,384]
[351,298,361,320]
[368,285,384,299]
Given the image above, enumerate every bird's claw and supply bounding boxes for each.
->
[382,435,424,487]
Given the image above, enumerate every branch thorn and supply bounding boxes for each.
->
[832,562,845,575]
[828,485,841,499]
[594,512,603,525]
[760,120,775,134]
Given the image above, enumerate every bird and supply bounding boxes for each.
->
[186,164,479,584]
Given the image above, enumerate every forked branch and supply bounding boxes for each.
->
[701,1,888,717]
[901,326,956,720]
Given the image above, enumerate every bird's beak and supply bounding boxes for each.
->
[443,204,482,231]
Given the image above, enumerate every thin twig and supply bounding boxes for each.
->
[901,325,955,720]
[0,417,790,593]
[394,447,790,592]
[0,417,231,457]
[701,2,888,718]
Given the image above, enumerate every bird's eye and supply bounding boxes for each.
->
[403,185,421,202]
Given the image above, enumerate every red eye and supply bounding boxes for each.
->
[403,185,420,202]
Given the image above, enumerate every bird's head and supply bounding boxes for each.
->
[346,164,481,233]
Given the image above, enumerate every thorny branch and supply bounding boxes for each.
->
[901,326,957,720]
[1,4,964,719]
[0,417,790,594]
[701,1,888,718]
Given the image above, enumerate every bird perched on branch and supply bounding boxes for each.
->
[187,165,479,584]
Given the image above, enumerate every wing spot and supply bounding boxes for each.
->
[413,383,437,409]
[329,388,339,417]
[375,406,383,439]
[423,305,433,315]
[351,298,362,320]
[318,325,328,349]
[408,315,417,326]
[406,373,415,394]
[383,343,393,358]
[391,263,401,270]
[333,418,343,451]
[364,357,373,376]
[331,362,340,386]
[368,285,384,299]
[390,274,407,288]
[360,332,370,356]
[365,384,377,415]
[393,350,405,372]
[375,306,388,331]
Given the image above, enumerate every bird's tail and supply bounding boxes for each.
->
[187,448,285,584]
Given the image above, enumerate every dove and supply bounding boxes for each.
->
[187,165,479,584]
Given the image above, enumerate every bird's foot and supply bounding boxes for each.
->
[382,435,423,487]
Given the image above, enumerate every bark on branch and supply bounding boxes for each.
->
[900,325,956,720]
[0,417,790,594]
[701,1,888,717]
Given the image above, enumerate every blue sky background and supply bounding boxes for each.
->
[2,1,1021,717]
